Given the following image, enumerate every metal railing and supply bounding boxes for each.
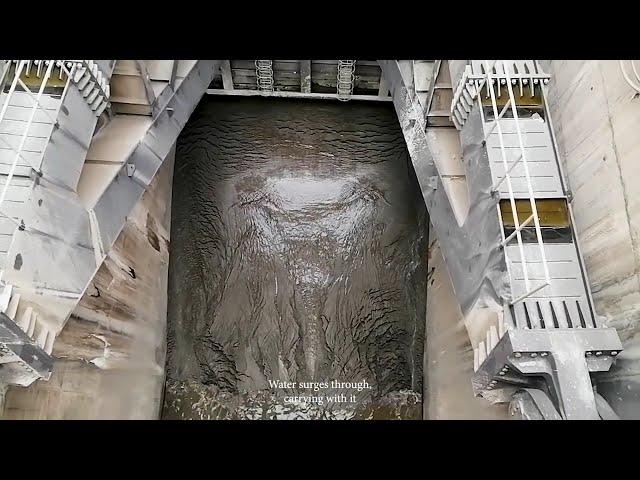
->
[480,60,551,306]
[0,60,75,226]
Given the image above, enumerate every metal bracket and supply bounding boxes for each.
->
[473,328,623,420]
[126,163,136,177]
[509,388,562,420]
[88,208,105,268]
[135,60,156,107]
[170,60,179,91]
[0,312,54,386]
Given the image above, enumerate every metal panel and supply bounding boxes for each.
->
[0,312,53,385]
[94,60,116,78]
[6,230,95,295]
[0,234,12,252]
[40,82,97,190]
[470,60,541,77]
[506,243,594,328]
[0,150,39,170]
[0,134,47,152]
[0,91,60,109]
[40,126,91,190]
[0,60,118,387]
[143,113,180,161]
[0,90,58,174]
[145,60,174,81]
[1,104,56,124]
[379,60,509,315]
[92,165,146,249]
[472,327,621,419]
[485,118,563,198]
[0,176,33,269]
[0,118,52,137]
[0,60,218,366]
[5,181,95,294]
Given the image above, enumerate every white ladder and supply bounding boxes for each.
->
[337,60,356,101]
[479,60,551,305]
[255,60,274,92]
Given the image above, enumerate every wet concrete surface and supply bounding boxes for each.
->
[163,96,428,419]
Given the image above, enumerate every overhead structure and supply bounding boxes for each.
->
[0,59,218,386]
[379,59,623,420]
[207,60,390,102]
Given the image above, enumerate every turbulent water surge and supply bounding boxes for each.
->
[163,96,428,419]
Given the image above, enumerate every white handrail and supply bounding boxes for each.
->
[15,76,58,124]
[502,60,552,292]
[483,98,511,139]
[0,60,55,209]
[491,152,522,193]
[483,60,532,294]
[502,213,536,246]
[0,61,26,127]
[483,60,551,304]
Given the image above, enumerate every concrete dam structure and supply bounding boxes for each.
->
[0,60,638,420]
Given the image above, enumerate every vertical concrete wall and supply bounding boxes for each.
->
[1,151,175,420]
[423,233,509,419]
[424,60,640,417]
[0,384,6,415]
[542,60,640,416]
[2,360,165,419]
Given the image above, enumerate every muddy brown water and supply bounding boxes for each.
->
[163,96,428,419]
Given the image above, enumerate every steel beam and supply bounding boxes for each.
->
[472,328,622,419]
[220,60,234,90]
[300,60,311,93]
[0,312,53,386]
[206,88,391,102]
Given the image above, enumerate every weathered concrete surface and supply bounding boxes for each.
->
[1,150,175,420]
[424,234,509,419]
[2,360,165,419]
[542,60,640,417]
[164,96,428,419]
[0,384,6,415]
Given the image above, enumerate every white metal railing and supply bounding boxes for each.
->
[0,60,76,226]
[337,60,356,101]
[71,60,110,116]
[480,60,551,306]
[452,61,550,130]
[255,60,274,92]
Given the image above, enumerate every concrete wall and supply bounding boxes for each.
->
[2,360,164,419]
[423,233,509,419]
[1,150,175,420]
[542,60,640,416]
[424,60,640,418]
